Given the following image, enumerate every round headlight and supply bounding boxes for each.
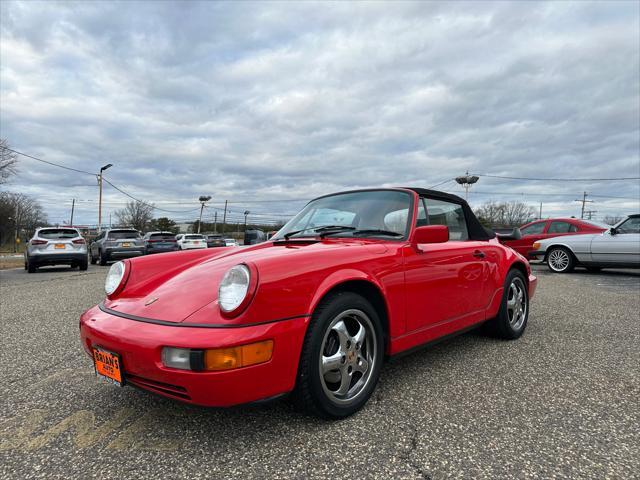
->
[218,264,251,312]
[105,261,126,296]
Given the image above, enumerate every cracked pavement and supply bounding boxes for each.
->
[1,263,638,479]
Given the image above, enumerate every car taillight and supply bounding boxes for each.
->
[72,239,86,245]
[148,239,159,243]
[31,239,47,245]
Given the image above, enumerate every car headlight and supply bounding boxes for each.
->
[218,264,251,313]
[105,261,127,296]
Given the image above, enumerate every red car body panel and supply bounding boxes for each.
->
[80,188,537,407]
[502,218,607,259]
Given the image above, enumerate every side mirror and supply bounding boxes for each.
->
[413,225,449,246]
[610,227,617,236]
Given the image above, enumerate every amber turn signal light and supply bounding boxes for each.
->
[532,242,541,250]
[204,340,273,371]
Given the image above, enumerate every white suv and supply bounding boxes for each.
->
[176,234,207,250]
[25,227,88,273]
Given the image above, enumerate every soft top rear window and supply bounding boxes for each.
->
[39,229,79,239]
[108,230,140,239]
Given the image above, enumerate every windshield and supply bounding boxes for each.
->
[273,190,412,240]
[149,233,176,240]
[108,230,140,239]
[185,234,204,240]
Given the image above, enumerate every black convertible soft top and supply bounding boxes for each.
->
[405,187,496,241]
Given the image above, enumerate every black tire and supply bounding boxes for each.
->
[79,259,88,271]
[90,251,97,264]
[486,269,529,340]
[546,247,575,273]
[293,291,384,419]
[99,250,109,266]
[27,259,36,274]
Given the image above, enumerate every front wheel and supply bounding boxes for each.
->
[99,250,108,266]
[547,247,575,273]
[293,292,383,419]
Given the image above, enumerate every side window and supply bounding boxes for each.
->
[425,198,469,241]
[520,222,545,235]
[548,221,572,234]
[617,217,640,234]
[569,224,578,233]
[415,198,427,227]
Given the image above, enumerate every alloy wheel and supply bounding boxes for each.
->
[506,277,527,331]
[548,249,570,272]
[318,309,377,405]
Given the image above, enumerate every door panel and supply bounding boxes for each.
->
[591,232,640,264]
[403,241,487,332]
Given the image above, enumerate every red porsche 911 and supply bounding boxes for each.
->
[80,188,537,418]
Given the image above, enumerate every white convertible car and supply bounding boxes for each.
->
[530,214,640,273]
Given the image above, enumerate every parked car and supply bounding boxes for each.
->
[143,231,178,254]
[244,229,266,245]
[90,229,144,266]
[531,214,640,273]
[176,234,207,250]
[224,238,239,247]
[500,218,608,259]
[80,187,536,418]
[204,233,226,248]
[25,227,87,273]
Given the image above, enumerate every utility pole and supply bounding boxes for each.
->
[197,195,212,233]
[574,191,593,219]
[70,199,75,227]
[585,210,597,220]
[539,201,543,220]
[214,211,218,233]
[222,200,228,234]
[97,163,113,232]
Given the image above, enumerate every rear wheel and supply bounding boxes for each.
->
[27,259,36,274]
[293,292,383,419]
[79,259,88,271]
[487,269,529,340]
[547,247,575,273]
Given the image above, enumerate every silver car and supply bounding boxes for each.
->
[25,227,88,273]
[531,214,640,273]
[90,228,145,265]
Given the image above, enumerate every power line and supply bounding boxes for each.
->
[102,178,201,214]
[0,146,96,176]
[471,173,640,182]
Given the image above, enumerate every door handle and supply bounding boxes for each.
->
[473,250,485,258]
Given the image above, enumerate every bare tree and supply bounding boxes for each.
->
[0,192,48,248]
[475,200,536,227]
[603,215,623,225]
[0,139,18,184]
[114,200,154,231]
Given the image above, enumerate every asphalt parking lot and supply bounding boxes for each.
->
[0,263,638,479]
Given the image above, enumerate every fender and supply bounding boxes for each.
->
[308,268,388,314]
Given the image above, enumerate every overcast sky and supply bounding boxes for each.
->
[1,0,638,226]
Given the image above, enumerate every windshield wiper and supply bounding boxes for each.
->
[350,229,403,237]
[283,225,355,240]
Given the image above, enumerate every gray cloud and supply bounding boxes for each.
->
[1,0,638,226]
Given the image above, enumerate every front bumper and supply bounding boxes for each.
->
[529,250,545,259]
[29,252,86,266]
[79,305,308,407]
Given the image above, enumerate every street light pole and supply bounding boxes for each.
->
[197,195,212,233]
[98,163,113,232]
[244,210,250,232]
[454,171,480,200]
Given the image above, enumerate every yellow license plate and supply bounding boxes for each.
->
[55,244,65,249]
[122,242,131,247]
[93,348,124,387]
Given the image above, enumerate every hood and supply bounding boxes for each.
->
[103,239,388,324]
